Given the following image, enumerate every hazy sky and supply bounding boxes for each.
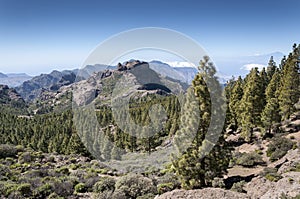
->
[0,0,299,75]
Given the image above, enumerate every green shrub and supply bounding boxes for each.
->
[267,137,295,162]
[231,180,246,193]
[115,174,157,198]
[0,164,11,180]
[7,191,23,199]
[47,192,64,199]
[211,177,225,188]
[33,183,53,198]
[74,183,87,193]
[157,183,174,194]
[93,177,115,193]
[55,166,70,175]
[236,152,264,167]
[18,152,33,163]
[0,182,18,197]
[0,144,19,159]
[259,167,282,182]
[17,183,31,196]
[265,173,282,182]
[84,176,100,191]
[260,167,278,177]
[52,181,74,197]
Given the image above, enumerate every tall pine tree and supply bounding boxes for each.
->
[172,56,230,189]
[278,44,300,120]
[228,76,244,128]
[239,67,265,141]
[261,69,281,133]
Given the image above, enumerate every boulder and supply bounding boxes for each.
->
[155,188,249,199]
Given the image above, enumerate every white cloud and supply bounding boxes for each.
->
[241,63,266,71]
[165,61,196,68]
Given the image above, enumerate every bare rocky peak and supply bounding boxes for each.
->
[0,84,24,102]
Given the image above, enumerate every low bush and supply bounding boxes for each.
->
[211,177,225,188]
[157,182,174,194]
[265,173,282,182]
[115,174,157,198]
[33,183,53,198]
[16,183,31,196]
[52,181,74,197]
[231,180,246,193]
[0,145,20,159]
[18,152,33,163]
[74,183,87,193]
[236,152,264,167]
[47,192,64,199]
[260,167,282,182]
[7,191,23,199]
[93,177,115,193]
[267,137,295,162]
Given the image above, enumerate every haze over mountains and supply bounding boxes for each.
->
[0,51,284,102]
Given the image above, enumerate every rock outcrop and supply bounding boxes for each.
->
[155,188,249,199]
[0,84,24,103]
[16,70,76,101]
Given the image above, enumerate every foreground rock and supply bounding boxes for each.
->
[155,188,249,199]
[245,149,300,199]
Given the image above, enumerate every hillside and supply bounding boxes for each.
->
[16,70,77,101]
[0,84,27,114]
[0,44,299,199]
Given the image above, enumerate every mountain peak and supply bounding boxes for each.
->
[0,72,8,78]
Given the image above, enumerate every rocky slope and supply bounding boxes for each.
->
[31,60,187,113]
[16,70,77,101]
[156,188,249,199]
[0,84,25,105]
[156,110,300,199]
[0,84,27,114]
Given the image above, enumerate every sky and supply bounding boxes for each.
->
[0,0,299,75]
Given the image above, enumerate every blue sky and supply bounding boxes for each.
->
[0,0,299,75]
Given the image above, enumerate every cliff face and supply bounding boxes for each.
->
[0,84,27,114]
[0,84,24,103]
[15,70,76,101]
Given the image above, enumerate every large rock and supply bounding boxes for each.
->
[245,149,300,198]
[259,172,300,199]
[155,188,249,199]
[244,176,275,199]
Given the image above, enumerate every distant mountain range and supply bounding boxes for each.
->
[0,73,32,87]
[0,72,8,78]
[1,51,286,101]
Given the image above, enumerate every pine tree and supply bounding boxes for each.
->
[260,67,268,99]
[239,67,265,141]
[172,56,230,189]
[228,76,244,128]
[278,44,300,120]
[261,69,281,133]
[266,56,277,82]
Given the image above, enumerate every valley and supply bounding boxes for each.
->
[0,45,299,199]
